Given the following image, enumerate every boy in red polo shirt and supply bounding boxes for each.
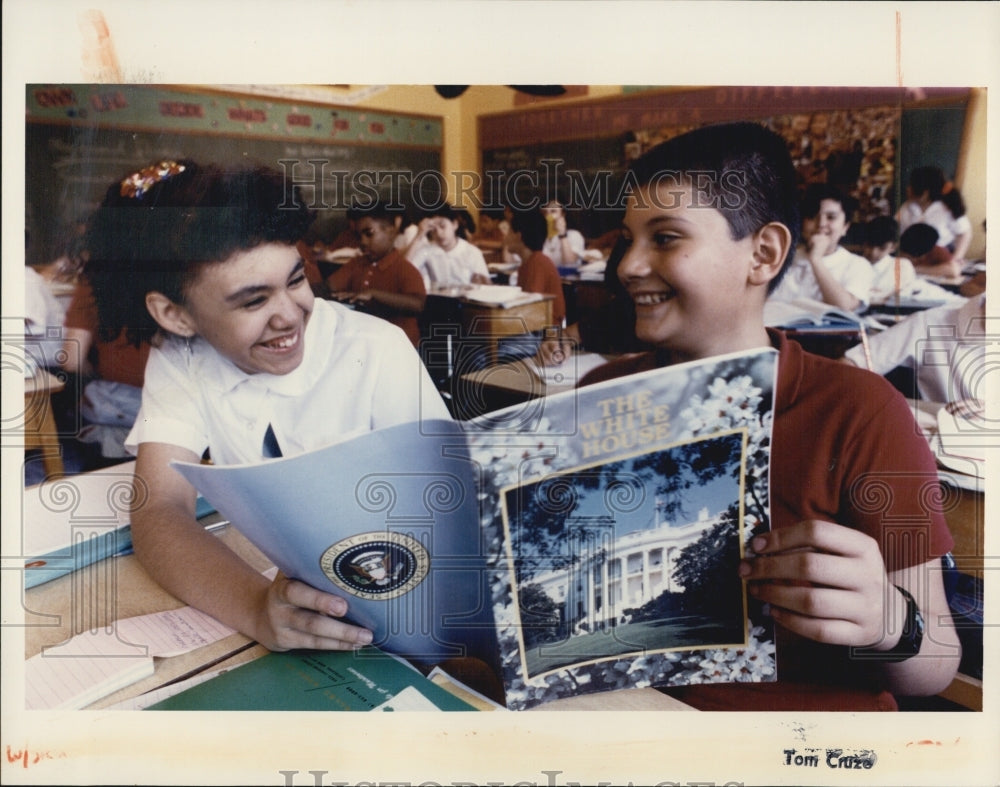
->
[327,201,426,347]
[580,122,959,711]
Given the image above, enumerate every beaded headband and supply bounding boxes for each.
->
[120,160,186,199]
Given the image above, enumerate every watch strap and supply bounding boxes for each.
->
[852,585,925,663]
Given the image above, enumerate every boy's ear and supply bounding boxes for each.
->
[145,291,197,337]
[749,222,792,286]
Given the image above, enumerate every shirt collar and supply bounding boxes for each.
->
[766,327,799,416]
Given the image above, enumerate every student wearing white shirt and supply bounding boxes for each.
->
[897,166,972,260]
[768,184,872,311]
[403,204,490,289]
[861,215,916,304]
[540,200,585,267]
[85,159,448,654]
[24,264,66,371]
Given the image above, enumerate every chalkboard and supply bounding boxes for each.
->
[481,135,629,238]
[899,100,968,191]
[25,121,442,266]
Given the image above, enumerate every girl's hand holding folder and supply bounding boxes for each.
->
[256,571,374,652]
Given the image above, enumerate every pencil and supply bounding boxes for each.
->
[857,322,875,371]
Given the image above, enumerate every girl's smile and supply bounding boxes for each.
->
[174,243,314,375]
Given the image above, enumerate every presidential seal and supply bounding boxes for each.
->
[319,532,429,600]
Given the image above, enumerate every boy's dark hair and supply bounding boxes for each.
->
[800,183,858,223]
[898,223,939,258]
[908,166,946,202]
[511,208,548,251]
[354,199,405,226]
[865,215,899,248]
[626,122,800,292]
[419,203,472,239]
[84,159,314,347]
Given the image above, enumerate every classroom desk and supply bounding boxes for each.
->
[22,517,271,710]
[426,291,555,367]
[454,352,625,419]
[959,268,986,298]
[560,275,612,326]
[21,515,692,712]
[23,369,66,477]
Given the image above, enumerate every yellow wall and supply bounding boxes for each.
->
[955,88,987,261]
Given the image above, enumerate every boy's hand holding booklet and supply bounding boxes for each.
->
[168,347,779,710]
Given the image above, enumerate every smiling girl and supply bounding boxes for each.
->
[83,160,449,651]
[769,184,873,311]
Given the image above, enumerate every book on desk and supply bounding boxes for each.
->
[763,296,883,333]
[169,346,780,710]
[21,461,217,589]
[146,646,478,711]
[441,283,547,308]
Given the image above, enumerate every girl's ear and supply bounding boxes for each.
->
[749,222,792,287]
[145,291,197,337]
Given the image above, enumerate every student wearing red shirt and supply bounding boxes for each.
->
[326,202,427,347]
[579,122,959,711]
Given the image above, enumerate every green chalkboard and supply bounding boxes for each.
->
[481,135,630,238]
[25,121,442,266]
[899,100,968,194]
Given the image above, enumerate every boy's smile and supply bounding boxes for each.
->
[176,243,314,376]
[619,181,773,361]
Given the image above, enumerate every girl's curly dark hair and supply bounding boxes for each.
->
[83,159,314,347]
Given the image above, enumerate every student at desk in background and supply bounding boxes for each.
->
[24,262,66,373]
[768,184,873,312]
[540,199,585,268]
[861,215,916,304]
[897,223,961,281]
[577,122,959,711]
[83,159,449,654]
[60,277,151,460]
[326,200,427,347]
[536,236,647,366]
[459,209,568,370]
[471,207,510,247]
[898,165,972,263]
[403,203,491,290]
[508,208,566,326]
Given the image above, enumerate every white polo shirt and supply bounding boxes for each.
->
[542,229,585,267]
[125,298,449,464]
[770,245,874,307]
[869,254,916,303]
[898,200,956,248]
[411,238,490,289]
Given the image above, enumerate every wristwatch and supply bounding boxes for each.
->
[854,585,925,662]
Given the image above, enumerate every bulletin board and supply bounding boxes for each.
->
[25,85,443,266]
[478,86,971,237]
